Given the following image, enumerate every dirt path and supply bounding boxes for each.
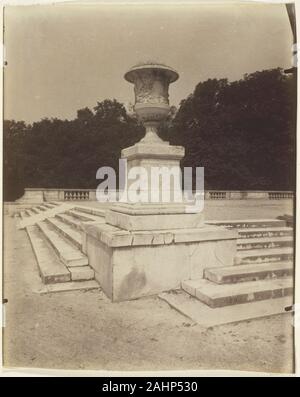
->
[3,216,294,373]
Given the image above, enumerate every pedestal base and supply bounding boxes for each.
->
[84,139,237,301]
[82,222,238,301]
[106,203,204,231]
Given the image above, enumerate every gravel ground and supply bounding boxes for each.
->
[3,210,294,373]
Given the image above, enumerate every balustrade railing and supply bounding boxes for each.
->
[17,188,294,203]
[268,192,294,200]
[64,190,90,201]
[209,191,227,200]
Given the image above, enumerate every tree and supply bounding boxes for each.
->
[3,100,144,200]
[3,69,296,201]
[167,68,295,191]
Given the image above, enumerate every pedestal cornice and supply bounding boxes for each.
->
[121,142,185,161]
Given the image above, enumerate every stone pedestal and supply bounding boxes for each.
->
[121,141,186,204]
[83,63,238,301]
[111,139,205,230]
[106,204,204,231]
[83,222,238,301]
[83,137,236,302]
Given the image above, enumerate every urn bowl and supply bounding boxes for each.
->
[125,63,178,123]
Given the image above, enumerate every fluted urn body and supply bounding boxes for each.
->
[124,63,179,144]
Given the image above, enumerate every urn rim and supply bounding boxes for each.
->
[124,63,179,84]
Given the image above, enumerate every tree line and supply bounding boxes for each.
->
[3,68,296,201]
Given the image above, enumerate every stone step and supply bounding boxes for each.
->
[66,209,95,222]
[237,236,293,250]
[204,262,294,284]
[20,211,29,220]
[25,209,35,217]
[235,247,293,265]
[43,203,56,209]
[55,213,83,231]
[26,225,71,284]
[74,205,106,218]
[36,205,48,212]
[15,212,23,228]
[237,226,293,239]
[207,219,286,229]
[37,221,88,267]
[25,207,47,217]
[41,280,100,294]
[69,265,94,281]
[182,277,293,308]
[36,206,49,214]
[45,217,82,249]
[18,203,75,229]
[159,291,293,327]
[67,209,105,223]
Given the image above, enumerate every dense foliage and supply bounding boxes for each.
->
[3,68,296,201]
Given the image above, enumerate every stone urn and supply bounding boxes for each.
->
[124,63,179,144]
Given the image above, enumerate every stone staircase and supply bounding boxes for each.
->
[16,202,105,293]
[16,205,295,312]
[182,219,294,309]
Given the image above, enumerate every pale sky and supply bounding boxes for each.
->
[4,2,293,123]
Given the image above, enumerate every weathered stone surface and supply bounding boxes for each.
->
[45,217,82,249]
[152,233,165,245]
[18,203,75,229]
[37,221,88,267]
[237,236,293,250]
[174,226,237,243]
[237,226,293,239]
[124,63,179,145]
[67,208,105,222]
[16,188,44,204]
[112,244,190,301]
[121,142,184,161]
[79,63,243,302]
[159,290,293,327]
[73,205,106,218]
[101,231,133,247]
[84,223,237,301]
[84,223,236,248]
[26,225,70,284]
[189,239,237,280]
[206,219,286,229]
[106,209,204,231]
[85,234,113,299]
[131,233,155,246]
[182,277,293,308]
[108,202,193,215]
[82,222,120,240]
[204,261,294,284]
[69,266,95,281]
[43,280,100,294]
[235,247,293,265]
[55,213,83,231]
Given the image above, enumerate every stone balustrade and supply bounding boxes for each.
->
[64,190,90,201]
[268,192,294,200]
[204,191,294,200]
[14,188,294,204]
[208,191,227,200]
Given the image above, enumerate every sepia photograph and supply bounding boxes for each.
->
[1,0,298,376]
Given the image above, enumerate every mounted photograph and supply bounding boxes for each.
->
[2,0,297,374]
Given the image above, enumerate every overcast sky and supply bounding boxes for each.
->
[4,2,293,123]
